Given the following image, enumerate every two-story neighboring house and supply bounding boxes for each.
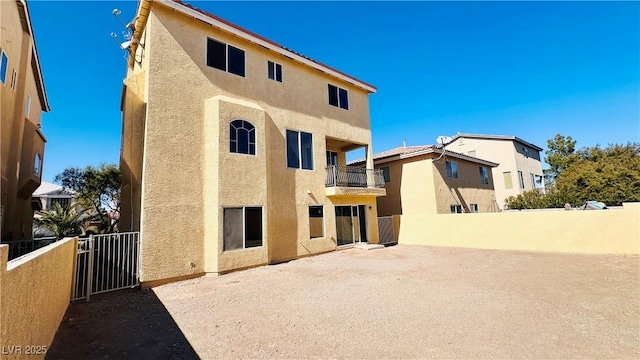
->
[445,133,544,210]
[351,145,499,216]
[1,0,50,242]
[119,0,385,285]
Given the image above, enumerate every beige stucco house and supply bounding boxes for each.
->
[351,145,499,216]
[445,134,544,210]
[1,0,50,243]
[119,0,385,285]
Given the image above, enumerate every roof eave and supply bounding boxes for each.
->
[16,0,50,112]
[138,0,376,93]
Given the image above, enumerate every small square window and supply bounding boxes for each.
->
[268,61,282,82]
[503,171,513,189]
[470,204,479,213]
[450,204,463,214]
[328,84,349,110]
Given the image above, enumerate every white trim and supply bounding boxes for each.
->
[334,204,368,246]
[286,129,314,170]
[222,206,264,252]
[157,0,376,93]
[267,60,283,83]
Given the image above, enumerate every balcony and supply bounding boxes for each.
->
[325,165,386,197]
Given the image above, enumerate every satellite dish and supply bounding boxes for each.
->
[119,40,132,50]
[436,136,452,145]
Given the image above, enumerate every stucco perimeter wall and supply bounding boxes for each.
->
[398,203,640,254]
[0,238,77,358]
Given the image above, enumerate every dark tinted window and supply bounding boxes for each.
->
[328,84,338,106]
[268,61,275,80]
[228,45,245,77]
[338,88,349,110]
[275,63,282,82]
[301,132,313,170]
[245,207,262,248]
[286,130,300,168]
[206,38,226,71]
[230,120,255,155]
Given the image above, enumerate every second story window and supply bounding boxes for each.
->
[328,84,349,110]
[25,95,31,118]
[0,50,7,85]
[446,161,458,179]
[230,120,256,155]
[479,166,489,185]
[267,61,282,82]
[34,153,42,177]
[206,38,245,77]
[287,130,313,170]
[518,171,525,189]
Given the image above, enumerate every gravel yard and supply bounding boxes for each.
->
[49,245,639,359]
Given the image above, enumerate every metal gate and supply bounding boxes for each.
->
[72,232,140,301]
[378,216,399,245]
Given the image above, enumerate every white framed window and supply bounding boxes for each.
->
[446,161,458,179]
[10,69,17,90]
[230,120,256,155]
[206,37,245,77]
[267,61,282,82]
[328,84,349,110]
[470,204,479,213]
[518,171,525,189]
[223,207,263,251]
[286,130,313,170]
[25,95,31,117]
[0,50,7,85]
[534,175,544,189]
[309,206,324,238]
[450,204,463,214]
[479,166,489,185]
[34,153,42,177]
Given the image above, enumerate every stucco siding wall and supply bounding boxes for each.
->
[0,238,77,359]
[431,157,496,214]
[398,203,640,254]
[399,157,438,215]
[375,160,404,216]
[132,5,377,280]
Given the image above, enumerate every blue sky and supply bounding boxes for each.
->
[29,1,639,182]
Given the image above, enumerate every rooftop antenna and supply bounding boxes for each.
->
[403,139,406,147]
[436,135,452,147]
[110,9,142,60]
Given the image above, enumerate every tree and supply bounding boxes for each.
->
[555,143,640,206]
[544,134,577,184]
[54,163,122,233]
[35,202,86,239]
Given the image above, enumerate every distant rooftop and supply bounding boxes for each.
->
[349,145,498,167]
[448,133,543,151]
[33,181,74,196]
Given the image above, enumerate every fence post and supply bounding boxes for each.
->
[86,235,94,302]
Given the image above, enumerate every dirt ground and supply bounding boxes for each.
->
[48,245,639,359]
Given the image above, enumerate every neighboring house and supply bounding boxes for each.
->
[119,0,385,284]
[1,0,50,242]
[32,181,75,211]
[445,133,544,210]
[351,145,499,216]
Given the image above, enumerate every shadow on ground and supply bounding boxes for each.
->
[46,288,199,360]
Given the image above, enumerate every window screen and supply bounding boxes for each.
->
[300,132,313,170]
[223,208,243,251]
[206,38,226,71]
[286,130,299,168]
[228,45,245,77]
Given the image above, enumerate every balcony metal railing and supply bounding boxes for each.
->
[325,165,385,188]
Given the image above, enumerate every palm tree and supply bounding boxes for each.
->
[35,202,87,240]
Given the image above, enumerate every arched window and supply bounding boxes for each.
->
[34,153,42,177]
[230,120,256,155]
